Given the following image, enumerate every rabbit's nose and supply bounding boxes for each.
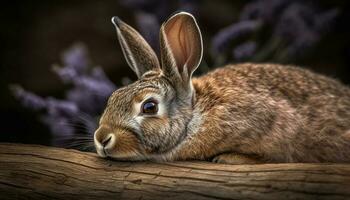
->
[102,135,112,147]
[94,127,116,157]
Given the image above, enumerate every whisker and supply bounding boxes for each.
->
[63,140,95,151]
[56,121,91,133]
[67,143,94,148]
[76,112,98,132]
[49,111,100,152]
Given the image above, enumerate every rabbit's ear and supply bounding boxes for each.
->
[160,12,203,86]
[112,17,160,78]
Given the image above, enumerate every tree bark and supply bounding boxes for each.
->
[0,143,349,200]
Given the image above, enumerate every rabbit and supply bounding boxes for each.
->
[94,11,350,164]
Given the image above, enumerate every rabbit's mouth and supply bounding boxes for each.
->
[96,144,146,161]
[94,126,146,160]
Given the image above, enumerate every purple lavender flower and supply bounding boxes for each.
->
[65,66,116,114]
[55,44,116,115]
[75,76,115,98]
[52,65,78,84]
[233,41,257,61]
[42,115,75,139]
[61,43,89,73]
[212,0,339,63]
[91,67,117,92]
[211,20,261,55]
[10,85,47,111]
[12,43,116,149]
[46,98,79,118]
[273,3,338,57]
[240,0,289,23]
[10,84,83,143]
[274,3,318,42]
[66,84,112,115]
[314,8,339,32]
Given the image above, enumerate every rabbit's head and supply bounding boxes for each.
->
[94,12,203,160]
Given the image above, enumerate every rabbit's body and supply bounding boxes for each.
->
[168,63,350,163]
[94,12,350,164]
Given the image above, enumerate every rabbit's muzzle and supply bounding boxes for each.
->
[94,125,141,159]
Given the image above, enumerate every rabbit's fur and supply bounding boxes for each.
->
[94,12,350,164]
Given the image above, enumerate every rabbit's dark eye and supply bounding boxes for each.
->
[141,100,158,114]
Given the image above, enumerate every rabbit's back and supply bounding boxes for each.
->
[196,63,350,103]
[192,63,350,162]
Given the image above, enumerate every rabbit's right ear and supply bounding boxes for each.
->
[159,12,203,91]
[112,17,160,78]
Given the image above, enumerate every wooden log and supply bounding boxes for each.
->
[0,143,349,200]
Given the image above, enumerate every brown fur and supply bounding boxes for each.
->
[94,12,350,164]
[172,63,350,163]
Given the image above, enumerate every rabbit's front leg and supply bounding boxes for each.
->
[212,153,262,164]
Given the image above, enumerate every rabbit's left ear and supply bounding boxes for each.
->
[112,17,160,78]
[160,12,203,86]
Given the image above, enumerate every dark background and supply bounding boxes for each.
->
[1,0,349,146]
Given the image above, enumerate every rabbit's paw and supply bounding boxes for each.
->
[212,153,261,164]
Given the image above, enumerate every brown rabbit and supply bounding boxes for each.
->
[94,12,350,164]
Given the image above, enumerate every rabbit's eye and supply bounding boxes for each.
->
[141,100,158,114]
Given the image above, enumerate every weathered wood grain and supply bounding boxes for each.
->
[0,143,349,200]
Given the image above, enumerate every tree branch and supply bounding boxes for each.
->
[0,143,349,200]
